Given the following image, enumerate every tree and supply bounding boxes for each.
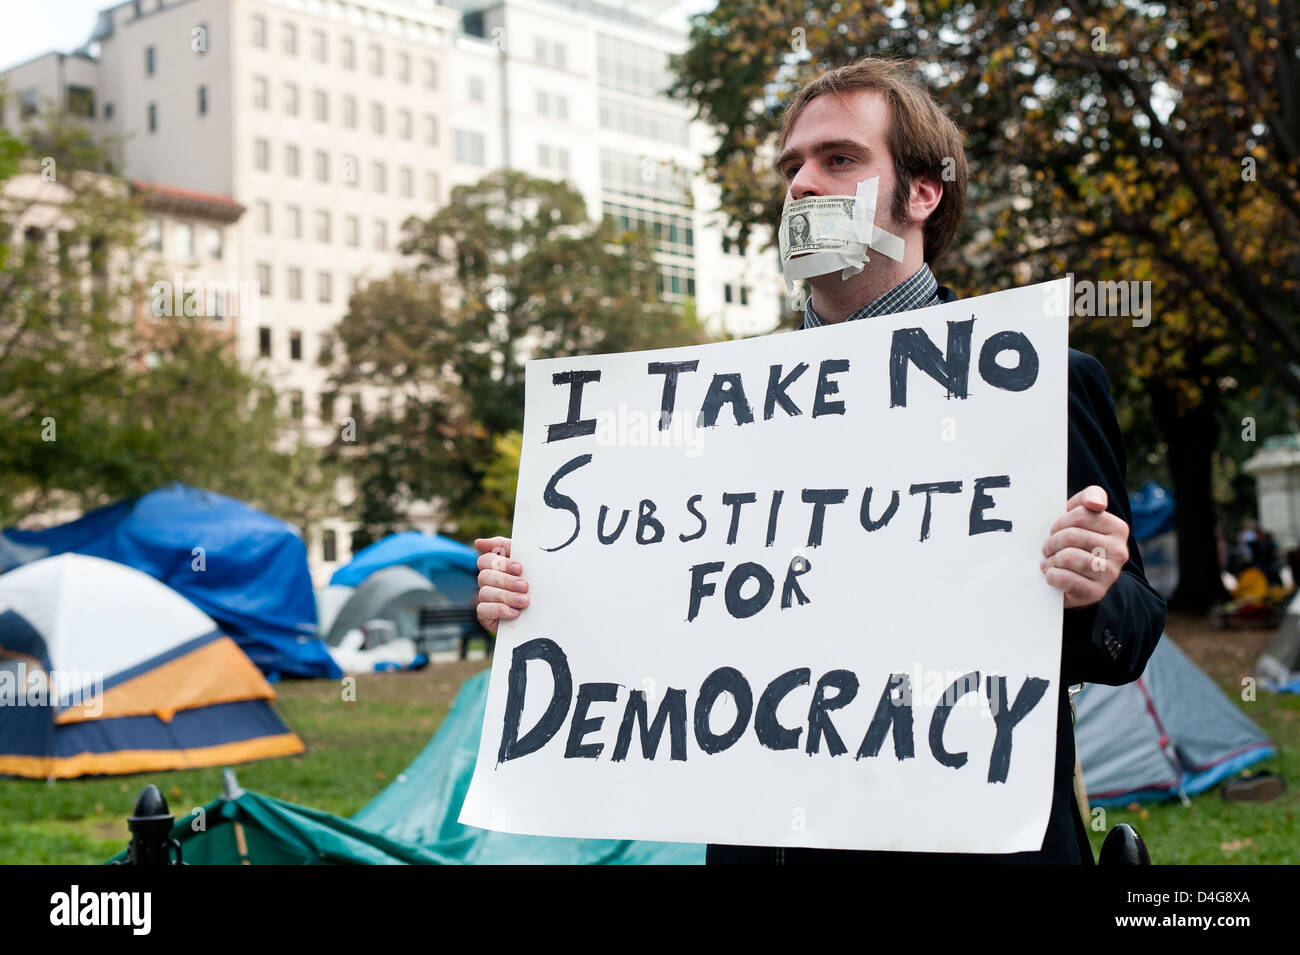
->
[668,1,1299,610]
[0,109,325,529]
[328,170,714,539]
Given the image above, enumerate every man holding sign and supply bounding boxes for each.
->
[470,59,1165,864]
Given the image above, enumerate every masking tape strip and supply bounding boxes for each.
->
[782,247,868,281]
[853,177,905,262]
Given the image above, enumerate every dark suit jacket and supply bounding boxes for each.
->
[707,283,1168,864]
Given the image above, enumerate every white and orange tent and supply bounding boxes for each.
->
[0,554,304,779]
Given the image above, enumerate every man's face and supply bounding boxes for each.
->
[777,88,909,234]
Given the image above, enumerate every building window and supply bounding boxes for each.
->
[253,76,268,109]
[343,154,359,187]
[454,128,484,165]
[282,22,297,56]
[251,14,267,48]
[371,161,386,193]
[104,102,114,120]
[724,283,733,304]
[289,390,303,420]
[286,204,301,239]
[537,90,548,115]
[535,37,567,68]
[18,88,38,119]
[318,271,332,303]
[147,102,157,132]
[322,529,337,562]
[67,85,95,118]
[315,209,330,242]
[287,267,303,300]
[345,215,359,246]
[340,36,355,70]
[254,137,269,170]
[398,108,412,140]
[538,143,550,168]
[370,102,385,135]
[740,286,749,306]
[368,43,384,76]
[314,149,329,182]
[144,217,163,251]
[283,82,298,116]
[557,148,570,174]
[313,89,328,122]
[310,28,327,62]
[197,85,208,116]
[342,96,357,128]
[556,95,568,121]
[145,45,156,76]
[174,220,193,257]
[258,326,272,357]
[256,200,272,233]
[206,227,223,260]
[426,172,440,204]
[399,166,413,198]
[423,114,438,145]
[423,58,437,88]
[468,76,484,102]
[285,144,300,177]
[256,262,272,296]
[290,330,302,360]
[396,51,410,83]
[319,390,335,421]
[373,220,387,250]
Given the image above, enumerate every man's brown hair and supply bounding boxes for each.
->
[777,57,968,263]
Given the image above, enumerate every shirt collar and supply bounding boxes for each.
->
[802,263,939,329]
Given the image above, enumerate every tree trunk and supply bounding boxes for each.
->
[1147,383,1229,612]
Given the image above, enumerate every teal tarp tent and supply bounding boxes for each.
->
[354,670,705,864]
[108,785,455,865]
[107,672,704,864]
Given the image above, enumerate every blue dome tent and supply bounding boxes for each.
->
[330,531,479,605]
[0,484,339,680]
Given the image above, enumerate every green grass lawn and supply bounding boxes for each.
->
[3,615,1297,865]
[0,659,489,864]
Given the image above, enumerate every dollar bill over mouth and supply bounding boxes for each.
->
[779,195,863,260]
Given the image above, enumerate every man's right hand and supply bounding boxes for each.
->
[474,536,529,636]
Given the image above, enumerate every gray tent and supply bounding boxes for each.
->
[325,565,446,647]
[1074,636,1276,806]
[1257,590,1300,692]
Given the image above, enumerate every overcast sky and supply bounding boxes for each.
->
[1,0,718,74]
[0,0,107,72]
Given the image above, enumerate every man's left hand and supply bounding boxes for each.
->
[1040,485,1129,609]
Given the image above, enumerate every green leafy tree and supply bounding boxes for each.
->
[0,109,326,529]
[455,430,523,544]
[329,170,714,539]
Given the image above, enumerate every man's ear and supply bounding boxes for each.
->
[907,174,943,226]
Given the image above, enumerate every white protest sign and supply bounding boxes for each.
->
[460,278,1070,852]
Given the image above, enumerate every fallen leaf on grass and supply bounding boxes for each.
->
[1219,838,1254,852]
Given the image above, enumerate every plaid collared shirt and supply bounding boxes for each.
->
[801,263,941,329]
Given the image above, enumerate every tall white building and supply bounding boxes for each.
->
[1,0,784,583]
[444,0,781,334]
